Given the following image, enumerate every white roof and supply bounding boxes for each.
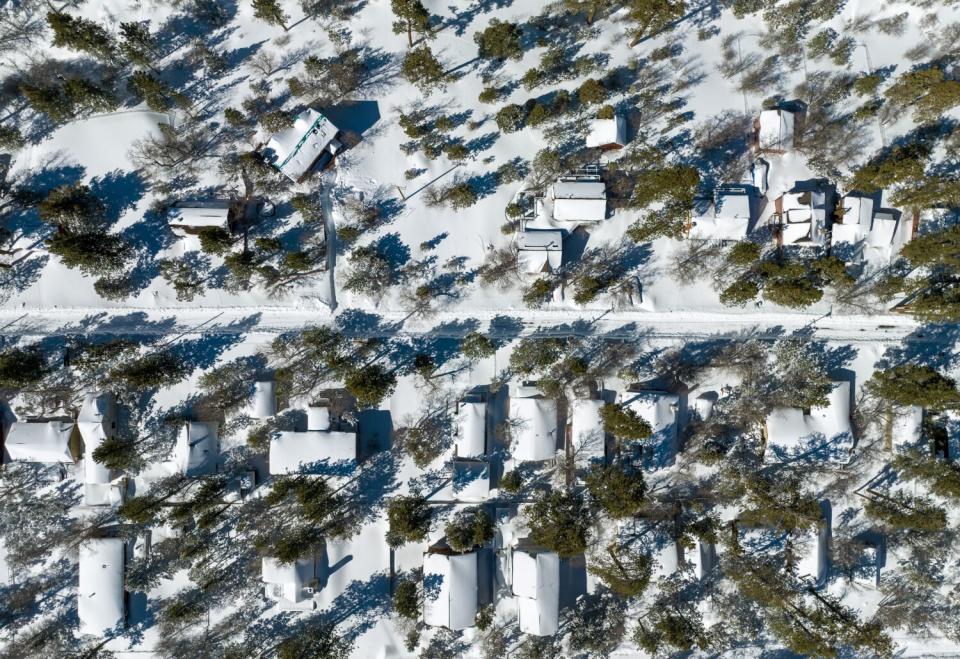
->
[173,421,219,476]
[78,538,124,637]
[518,229,563,274]
[654,539,680,578]
[510,395,558,462]
[794,504,831,586]
[551,180,607,222]
[513,550,560,636]
[689,188,754,241]
[621,391,679,470]
[689,539,717,580]
[251,381,276,419]
[891,405,924,453]
[780,187,829,247]
[456,401,486,458]
[758,109,794,151]
[79,392,114,486]
[168,202,230,230]
[269,429,356,475]
[570,398,605,457]
[423,551,478,630]
[4,421,74,463]
[266,108,340,181]
[262,556,314,605]
[585,115,627,148]
[765,382,852,464]
[452,459,490,500]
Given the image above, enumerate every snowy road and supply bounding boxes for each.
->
[0,304,946,346]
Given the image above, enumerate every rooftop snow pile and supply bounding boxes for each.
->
[262,557,316,610]
[765,381,853,464]
[570,398,605,460]
[586,115,627,149]
[269,407,356,475]
[265,108,342,182]
[777,181,834,248]
[689,186,757,241]
[168,200,233,236]
[173,421,219,476]
[510,388,558,462]
[833,194,913,264]
[757,108,795,152]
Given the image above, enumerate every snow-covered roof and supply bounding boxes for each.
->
[689,539,717,580]
[794,501,831,586]
[765,381,852,464]
[78,538,125,637]
[79,392,114,486]
[551,179,607,222]
[621,391,679,470]
[262,556,315,607]
[269,429,357,475]
[891,405,924,453]
[586,115,627,149]
[779,184,831,248]
[510,394,558,462]
[168,201,231,232]
[251,381,276,419]
[173,421,219,476]
[689,187,755,241]
[452,458,490,500]
[266,108,341,182]
[455,401,486,458]
[518,229,563,274]
[4,421,74,463]
[570,398,605,457]
[423,551,478,630]
[513,550,560,636]
[757,109,795,152]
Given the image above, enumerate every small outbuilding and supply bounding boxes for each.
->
[517,229,563,275]
[173,421,220,476]
[455,399,487,458]
[262,556,317,610]
[586,115,627,150]
[756,108,795,153]
[266,108,343,182]
[168,200,236,237]
[78,538,125,637]
[251,381,277,419]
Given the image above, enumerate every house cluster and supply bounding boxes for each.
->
[688,106,916,269]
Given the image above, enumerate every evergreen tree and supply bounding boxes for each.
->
[197,226,234,256]
[625,0,686,46]
[110,350,189,390]
[474,20,523,61]
[391,0,432,47]
[561,0,617,25]
[886,67,960,123]
[344,363,397,408]
[444,507,494,552]
[276,622,352,659]
[508,337,565,376]
[577,78,607,105]
[47,231,131,276]
[38,184,105,233]
[585,462,646,518]
[401,46,447,94]
[527,490,591,557]
[460,332,496,360]
[599,403,652,440]
[866,364,960,411]
[393,579,420,619]
[46,11,116,61]
[251,0,289,30]
[589,542,653,598]
[119,21,157,68]
[387,495,431,547]
[91,436,140,472]
[130,71,178,112]
[0,125,24,151]
[0,347,47,390]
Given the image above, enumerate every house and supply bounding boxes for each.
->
[765,381,853,464]
[3,420,76,464]
[78,538,125,637]
[168,200,236,237]
[423,545,479,631]
[251,381,276,419]
[509,385,559,462]
[265,108,342,182]
[269,405,356,476]
[833,193,913,265]
[455,399,487,458]
[586,115,627,150]
[756,108,796,153]
[549,173,607,222]
[173,421,220,476]
[569,397,605,463]
[512,547,560,636]
[689,185,759,242]
[775,180,835,249]
[78,392,123,507]
[621,390,680,470]
[452,458,491,500]
[518,229,563,275]
[261,556,317,610]
[794,501,831,588]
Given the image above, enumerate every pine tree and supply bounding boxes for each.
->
[129,71,177,112]
[0,347,47,390]
[867,364,960,411]
[527,490,591,557]
[119,21,157,68]
[589,542,653,597]
[391,0,432,47]
[474,19,523,61]
[47,231,131,276]
[386,495,431,547]
[401,46,447,94]
[110,350,189,390]
[444,508,494,551]
[393,579,420,619]
[344,363,397,408]
[585,462,646,518]
[251,0,288,30]
[460,332,496,360]
[47,11,116,61]
[600,403,652,440]
[625,0,686,46]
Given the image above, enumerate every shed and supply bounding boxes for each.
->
[251,381,277,419]
[266,108,342,182]
[512,549,560,636]
[757,108,795,152]
[550,178,607,222]
[78,538,125,637]
[423,550,479,630]
[518,229,563,275]
[4,421,75,463]
[510,390,558,462]
[455,400,487,458]
[173,421,219,476]
[168,200,233,236]
[765,381,852,464]
[794,501,831,587]
[586,115,627,150]
[262,557,316,610]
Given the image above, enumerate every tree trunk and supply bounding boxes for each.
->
[407,20,413,48]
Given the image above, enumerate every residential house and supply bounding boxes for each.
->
[265,108,342,182]
[517,228,563,276]
[452,458,491,501]
[168,200,236,237]
[549,173,607,222]
[509,385,559,462]
[423,544,479,631]
[261,556,317,610]
[833,193,913,265]
[3,420,76,464]
[621,390,680,470]
[78,538,125,637]
[586,115,627,150]
[455,398,487,458]
[756,108,796,153]
[775,180,835,249]
[512,546,560,636]
[569,397,605,464]
[173,421,220,476]
[689,185,760,242]
[78,392,123,507]
[269,405,356,476]
[765,381,853,464]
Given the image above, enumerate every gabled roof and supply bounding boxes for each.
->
[518,229,563,274]
[570,398,605,457]
[452,458,490,500]
[262,556,315,607]
[621,390,679,469]
[513,550,560,636]
[551,179,607,222]
[269,429,357,475]
[78,538,124,637]
[168,201,231,231]
[251,381,276,419]
[173,421,219,476]
[78,392,115,486]
[4,421,74,463]
[689,187,756,241]
[266,108,340,181]
[509,394,558,462]
[765,382,852,464]
[455,401,486,458]
[586,115,627,148]
[423,550,478,630]
[758,108,795,151]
